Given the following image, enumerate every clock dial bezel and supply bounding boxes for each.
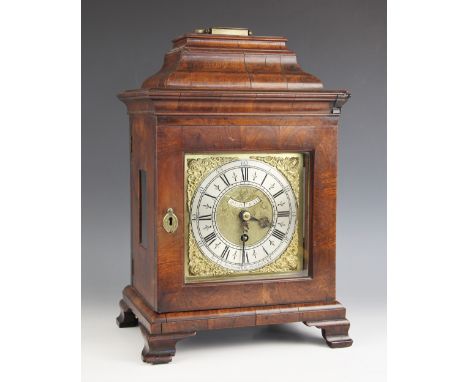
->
[184,152,309,283]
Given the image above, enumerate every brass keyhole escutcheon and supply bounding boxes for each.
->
[163,208,178,233]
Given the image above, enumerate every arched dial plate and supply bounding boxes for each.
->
[190,158,298,272]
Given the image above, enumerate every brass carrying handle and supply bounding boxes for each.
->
[193,27,252,36]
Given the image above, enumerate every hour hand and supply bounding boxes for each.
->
[250,216,271,228]
[239,210,270,228]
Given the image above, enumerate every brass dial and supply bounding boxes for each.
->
[189,158,297,271]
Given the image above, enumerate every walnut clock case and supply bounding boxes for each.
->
[116,27,352,364]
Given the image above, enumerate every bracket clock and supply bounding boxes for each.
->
[116,27,352,364]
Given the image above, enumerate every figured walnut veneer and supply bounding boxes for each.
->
[116,30,352,364]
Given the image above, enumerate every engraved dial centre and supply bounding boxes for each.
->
[216,185,273,247]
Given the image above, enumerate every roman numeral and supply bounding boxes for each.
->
[273,189,284,199]
[204,193,217,199]
[241,166,249,182]
[203,232,217,245]
[261,173,268,186]
[220,246,230,260]
[219,173,230,187]
[197,214,212,221]
[272,229,285,241]
[277,211,290,218]
[262,246,269,256]
[241,249,250,264]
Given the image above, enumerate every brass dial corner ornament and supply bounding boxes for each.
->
[185,153,306,282]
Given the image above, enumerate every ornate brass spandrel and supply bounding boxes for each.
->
[256,231,300,273]
[185,153,305,281]
[250,155,301,202]
[186,156,236,212]
[188,235,235,277]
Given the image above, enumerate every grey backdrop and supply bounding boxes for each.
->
[82,0,386,311]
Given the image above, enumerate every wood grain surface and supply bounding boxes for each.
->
[117,30,352,364]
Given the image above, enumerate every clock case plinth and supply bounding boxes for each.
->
[117,30,352,364]
[117,286,352,364]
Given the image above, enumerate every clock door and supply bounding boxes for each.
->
[155,120,338,313]
[185,153,307,282]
